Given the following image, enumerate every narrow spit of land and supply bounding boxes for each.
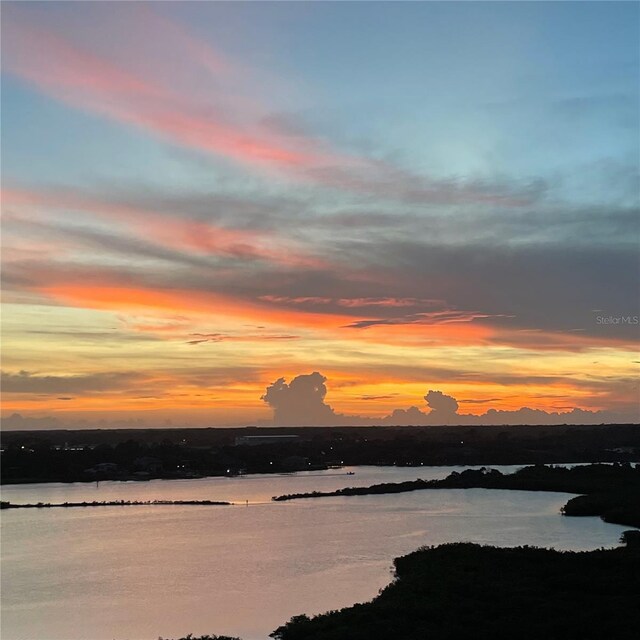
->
[0,499,231,509]
[272,463,640,528]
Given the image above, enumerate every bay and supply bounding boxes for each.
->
[1,465,627,640]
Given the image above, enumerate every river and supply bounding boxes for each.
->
[0,465,628,640]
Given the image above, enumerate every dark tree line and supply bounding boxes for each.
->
[270,542,640,640]
[2,424,639,484]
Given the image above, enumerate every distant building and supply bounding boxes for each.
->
[234,435,300,447]
[53,442,89,451]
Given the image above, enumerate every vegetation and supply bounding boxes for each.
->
[273,462,640,500]
[3,423,638,484]
[561,490,640,528]
[272,463,640,528]
[621,529,640,548]
[270,542,640,640]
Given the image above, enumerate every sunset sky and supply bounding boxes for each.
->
[1,1,638,428]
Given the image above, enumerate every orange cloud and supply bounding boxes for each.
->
[30,278,499,347]
[37,283,354,332]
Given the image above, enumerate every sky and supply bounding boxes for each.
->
[1,1,639,429]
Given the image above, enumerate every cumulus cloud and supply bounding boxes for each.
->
[424,390,459,415]
[382,406,429,426]
[261,372,342,426]
[379,391,460,426]
[262,372,637,426]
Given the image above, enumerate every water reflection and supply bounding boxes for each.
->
[1,466,627,640]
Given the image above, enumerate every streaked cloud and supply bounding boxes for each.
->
[1,370,143,394]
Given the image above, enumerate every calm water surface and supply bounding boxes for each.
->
[1,465,627,640]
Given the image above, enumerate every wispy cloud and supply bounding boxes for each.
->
[186,332,299,345]
[1,370,143,394]
[2,186,325,269]
[345,311,505,330]
[1,5,352,172]
[2,5,538,206]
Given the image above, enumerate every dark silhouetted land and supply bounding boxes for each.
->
[1,499,231,510]
[269,541,640,640]
[2,423,638,484]
[159,635,241,640]
[272,463,640,528]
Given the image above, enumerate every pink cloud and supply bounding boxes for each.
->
[2,6,532,206]
[1,6,346,173]
[2,186,325,268]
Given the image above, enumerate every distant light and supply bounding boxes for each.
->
[227,469,231,473]
[269,461,273,465]
[460,441,464,445]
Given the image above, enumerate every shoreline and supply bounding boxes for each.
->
[4,423,638,486]
[5,462,638,639]
[272,464,640,529]
[268,540,640,639]
[0,458,632,487]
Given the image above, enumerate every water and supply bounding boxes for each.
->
[1,466,628,640]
